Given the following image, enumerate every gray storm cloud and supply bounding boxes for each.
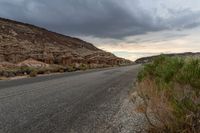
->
[0,0,200,39]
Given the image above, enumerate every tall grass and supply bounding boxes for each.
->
[137,55,200,133]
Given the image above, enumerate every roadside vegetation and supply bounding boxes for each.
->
[0,65,62,78]
[0,63,91,78]
[136,55,200,133]
[0,62,120,79]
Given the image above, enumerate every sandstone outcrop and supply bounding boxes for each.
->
[17,58,49,68]
[0,18,132,67]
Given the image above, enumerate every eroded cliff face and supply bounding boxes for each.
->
[0,18,131,67]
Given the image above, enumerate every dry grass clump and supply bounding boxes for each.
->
[136,55,200,133]
[29,70,38,77]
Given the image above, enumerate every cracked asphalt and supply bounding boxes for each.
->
[0,65,140,133]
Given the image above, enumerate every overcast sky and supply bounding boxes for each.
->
[0,0,200,60]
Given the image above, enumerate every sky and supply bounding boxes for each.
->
[0,0,200,61]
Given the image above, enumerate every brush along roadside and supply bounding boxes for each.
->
[133,55,200,133]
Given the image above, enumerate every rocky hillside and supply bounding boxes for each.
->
[135,52,200,64]
[0,18,131,67]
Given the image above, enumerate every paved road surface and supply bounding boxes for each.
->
[0,65,140,133]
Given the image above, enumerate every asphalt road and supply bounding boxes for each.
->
[0,65,140,133]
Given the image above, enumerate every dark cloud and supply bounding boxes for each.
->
[0,0,200,39]
[125,33,188,44]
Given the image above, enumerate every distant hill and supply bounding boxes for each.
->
[0,18,131,68]
[135,52,200,63]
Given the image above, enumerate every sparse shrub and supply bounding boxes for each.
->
[0,64,71,79]
[0,70,16,77]
[79,64,88,71]
[67,65,76,72]
[59,69,64,73]
[20,66,34,74]
[36,68,46,74]
[136,55,200,133]
[48,64,66,73]
[29,70,37,77]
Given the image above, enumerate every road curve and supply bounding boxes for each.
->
[0,65,140,133]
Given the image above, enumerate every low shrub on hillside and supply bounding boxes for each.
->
[0,66,39,77]
[79,64,88,71]
[29,70,37,77]
[66,65,77,72]
[136,55,200,133]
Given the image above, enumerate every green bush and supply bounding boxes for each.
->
[137,55,200,133]
[176,59,200,90]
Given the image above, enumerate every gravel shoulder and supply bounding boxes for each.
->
[103,88,148,133]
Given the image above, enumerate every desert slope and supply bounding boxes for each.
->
[0,18,131,67]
